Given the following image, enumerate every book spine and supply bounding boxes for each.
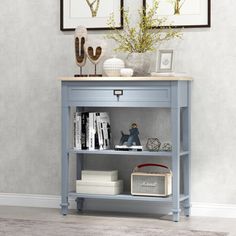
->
[96,113,104,150]
[100,112,111,150]
[73,112,76,148]
[75,111,81,149]
[81,112,86,150]
[86,113,89,149]
[94,114,99,149]
[88,113,95,150]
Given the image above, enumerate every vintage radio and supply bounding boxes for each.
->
[131,163,172,197]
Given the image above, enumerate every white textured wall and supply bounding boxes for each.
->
[0,0,236,206]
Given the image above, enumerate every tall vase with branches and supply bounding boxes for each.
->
[107,0,181,75]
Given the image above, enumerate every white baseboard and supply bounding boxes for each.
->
[191,202,236,218]
[0,193,235,218]
[0,193,75,210]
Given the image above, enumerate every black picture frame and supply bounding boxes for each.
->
[60,0,124,31]
[143,0,211,28]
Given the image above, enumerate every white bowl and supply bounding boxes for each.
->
[120,68,134,77]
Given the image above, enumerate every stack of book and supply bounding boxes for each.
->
[73,111,111,150]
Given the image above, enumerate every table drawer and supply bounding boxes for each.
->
[68,86,170,106]
[119,88,170,102]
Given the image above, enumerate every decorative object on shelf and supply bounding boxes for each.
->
[74,26,88,77]
[107,0,181,76]
[103,57,125,77]
[85,40,105,76]
[131,163,172,197]
[115,145,143,151]
[120,68,134,77]
[144,0,211,28]
[118,123,141,147]
[160,142,172,152]
[157,50,174,73]
[60,0,123,31]
[125,53,151,76]
[76,170,123,195]
[146,138,161,151]
[81,170,118,182]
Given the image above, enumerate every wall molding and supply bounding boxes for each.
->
[0,193,235,218]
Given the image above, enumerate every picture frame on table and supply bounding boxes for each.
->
[157,50,174,72]
[60,0,123,31]
[143,0,211,28]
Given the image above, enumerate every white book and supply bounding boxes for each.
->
[86,114,89,148]
[102,121,109,149]
[75,112,81,149]
[73,112,76,148]
[99,113,111,150]
[88,113,96,150]
[96,113,104,150]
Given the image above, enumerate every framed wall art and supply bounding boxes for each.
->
[143,0,211,28]
[61,0,123,31]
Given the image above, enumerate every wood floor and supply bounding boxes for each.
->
[0,206,235,235]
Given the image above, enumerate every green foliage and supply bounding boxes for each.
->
[107,0,182,53]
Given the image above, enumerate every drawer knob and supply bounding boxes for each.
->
[113,90,123,101]
[113,90,123,96]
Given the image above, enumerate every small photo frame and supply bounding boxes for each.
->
[157,50,174,72]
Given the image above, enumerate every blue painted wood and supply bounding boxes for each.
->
[68,87,170,103]
[67,85,171,107]
[60,79,191,222]
[70,149,189,157]
[171,81,181,222]
[179,81,188,107]
[183,81,191,217]
[61,84,70,215]
[69,192,189,202]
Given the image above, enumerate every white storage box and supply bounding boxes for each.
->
[131,163,172,197]
[76,180,123,195]
[81,170,118,182]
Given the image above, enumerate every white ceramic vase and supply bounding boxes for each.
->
[103,57,125,77]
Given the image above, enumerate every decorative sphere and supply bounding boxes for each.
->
[160,142,172,152]
[103,57,125,77]
[146,138,161,151]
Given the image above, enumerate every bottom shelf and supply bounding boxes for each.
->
[69,192,189,203]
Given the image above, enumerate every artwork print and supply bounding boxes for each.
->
[61,0,123,31]
[144,0,210,28]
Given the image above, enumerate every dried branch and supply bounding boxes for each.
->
[106,0,182,53]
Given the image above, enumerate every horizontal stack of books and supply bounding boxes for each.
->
[73,111,111,150]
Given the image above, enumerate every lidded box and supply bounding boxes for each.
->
[76,170,123,195]
[81,170,118,182]
[76,180,123,195]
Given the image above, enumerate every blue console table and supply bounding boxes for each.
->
[59,76,192,222]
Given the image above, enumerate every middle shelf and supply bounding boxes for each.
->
[69,149,189,157]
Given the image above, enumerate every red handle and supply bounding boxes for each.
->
[136,163,169,170]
